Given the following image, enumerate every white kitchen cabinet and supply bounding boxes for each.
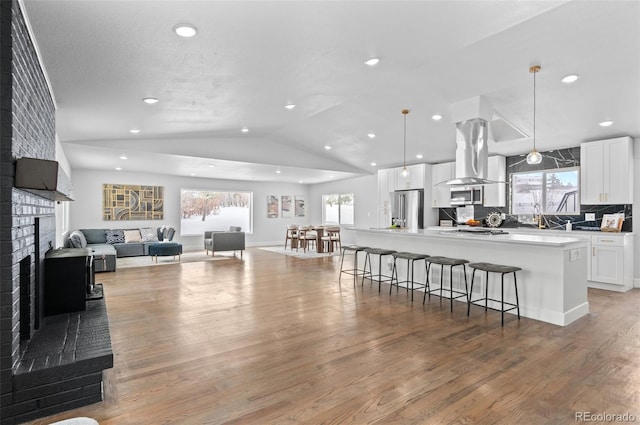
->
[394,163,426,190]
[377,169,394,228]
[484,155,506,207]
[580,136,634,204]
[431,162,454,208]
[589,233,634,291]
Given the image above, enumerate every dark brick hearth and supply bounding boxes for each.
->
[8,298,113,424]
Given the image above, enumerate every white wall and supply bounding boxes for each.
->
[308,174,378,245]
[68,169,312,251]
[634,138,640,287]
[55,139,71,247]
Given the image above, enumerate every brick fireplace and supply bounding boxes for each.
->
[1,2,112,424]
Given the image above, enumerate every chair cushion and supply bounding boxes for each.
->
[468,262,521,273]
[106,229,125,244]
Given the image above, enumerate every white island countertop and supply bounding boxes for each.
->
[359,227,589,248]
[347,227,590,326]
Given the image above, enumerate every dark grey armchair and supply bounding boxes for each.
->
[204,227,245,258]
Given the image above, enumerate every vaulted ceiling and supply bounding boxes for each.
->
[22,0,640,183]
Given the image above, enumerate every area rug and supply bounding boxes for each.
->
[116,251,233,269]
[260,246,340,259]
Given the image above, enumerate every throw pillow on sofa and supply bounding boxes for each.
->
[140,227,158,242]
[105,229,125,244]
[123,229,142,243]
[69,230,87,248]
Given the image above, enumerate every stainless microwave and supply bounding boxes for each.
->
[450,187,483,206]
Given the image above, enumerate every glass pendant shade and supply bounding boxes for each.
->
[526,149,542,165]
[527,65,542,165]
[401,166,408,177]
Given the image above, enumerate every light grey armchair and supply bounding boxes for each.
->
[204,227,245,258]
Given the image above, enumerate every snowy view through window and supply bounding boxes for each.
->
[180,189,252,235]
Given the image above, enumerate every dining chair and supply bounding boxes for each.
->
[284,224,299,250]
[320,226,341,252]
[297,225,317,252]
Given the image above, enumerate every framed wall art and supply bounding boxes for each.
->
[295,195,305,217]
[267,195,279,218]
[281,195,293,218]
[103,183,164,221]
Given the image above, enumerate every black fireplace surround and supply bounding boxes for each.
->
[1,2,113,424]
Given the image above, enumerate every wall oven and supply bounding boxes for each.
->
[450,187,483,206]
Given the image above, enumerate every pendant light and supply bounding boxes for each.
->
[526,65,542,165]
[401,109,409,177]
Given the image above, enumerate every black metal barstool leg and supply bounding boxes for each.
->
[485,270,489,312]
[513,272,520,319]
[409,259,414,301]
[390,259,397,295]
[449,265,454,312]
[463,265,469,303]
[501,273,505,326]
[468,268,477,316]
[338,249,345,283]
[378,257,383,293]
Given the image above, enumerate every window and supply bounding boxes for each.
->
[180,189,252,235]
[322,193,354,225]
[511,167,580,215]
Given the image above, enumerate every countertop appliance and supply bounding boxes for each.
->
[450,186,483,206]
[391,189,424,229]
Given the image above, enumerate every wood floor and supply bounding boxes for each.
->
[24,248,640,425]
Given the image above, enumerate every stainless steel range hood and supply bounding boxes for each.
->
[443,96,500,186]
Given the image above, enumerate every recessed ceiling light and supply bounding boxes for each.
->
[324,145,332,150]
[416,154,423,159]
[561,74,579,83]
[367,133,376,139]
[208,163,216,167]
[129,129,140,134]
[370,162,377,166]
[285,104,296,110]
[432,114,442,121]
[174,24,197,38]
[241,128,249,133]
[599,120,614,127]
[364,57,380,66]
[143,97,159,104]
[275,170,282,174]
[115,167,122,171]
[298,180,303,184]
[120,155,128,160]
[190,173,196,176]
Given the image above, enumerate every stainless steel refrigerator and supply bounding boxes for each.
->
[391,189,424,229]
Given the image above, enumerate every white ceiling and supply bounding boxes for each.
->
[21,0,640,184]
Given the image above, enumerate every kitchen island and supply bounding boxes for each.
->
[346,227,590,326]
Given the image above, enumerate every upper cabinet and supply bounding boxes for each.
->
[431,162,454,208]
[394,163,425,190]
[581,136,634,204]
[484,155,506,207]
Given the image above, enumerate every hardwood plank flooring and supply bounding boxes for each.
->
[23,248,640,425]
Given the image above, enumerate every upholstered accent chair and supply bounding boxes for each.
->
[204,227,245,258]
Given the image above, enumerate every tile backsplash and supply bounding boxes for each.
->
[438,147,633,232]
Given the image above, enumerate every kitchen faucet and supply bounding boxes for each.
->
[533,203,545,229]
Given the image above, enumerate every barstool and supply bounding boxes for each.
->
[362,248,397,292]
[338,245,369,285]
[423,256,469,312]
[390,252,429,301]
[467,262,521,326]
